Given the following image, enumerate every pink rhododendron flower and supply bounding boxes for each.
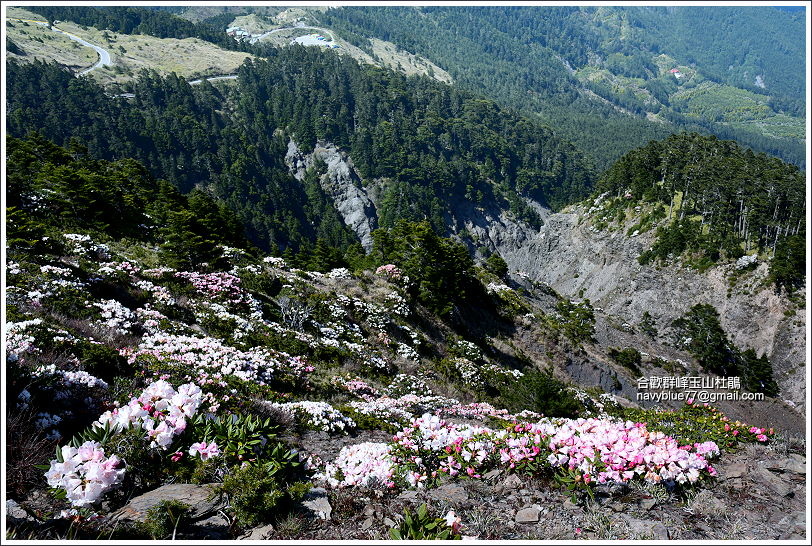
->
[189,441,221,460]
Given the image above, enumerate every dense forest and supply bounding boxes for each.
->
[317,5,806,170]
[596,133,805,291]
[6,50,592,253]
[21,5,806,172]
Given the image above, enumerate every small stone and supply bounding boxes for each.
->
[430,484,468,504]
[361,518,375,530]
[301,487,332,520]
[244,523,275,540]
[383,517,396,528]
[191,514,230,540]
[610,502,624,512]
[483,469,501,481]
[6,500,31,521]
[724,462,748,479]
[651,523,669,540]
[768,455,806,475]
[753,467,793,497]
[398,490,419,501]
[563,498,580,511]
[639,498,656,511]
[503,474,523,489]
[515,507,541,524]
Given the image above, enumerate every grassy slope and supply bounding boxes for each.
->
[6,8,253,85]
[6,10,97,70]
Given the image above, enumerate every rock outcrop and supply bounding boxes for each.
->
[285,139,378,251]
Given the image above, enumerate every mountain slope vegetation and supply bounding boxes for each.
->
[6,50,593,253]
[6,135,801,540]
[316,5,806,169]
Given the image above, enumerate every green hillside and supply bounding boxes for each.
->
[315,5,806,170]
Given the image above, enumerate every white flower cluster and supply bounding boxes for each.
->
[486,282,514,295]
[35,412,63,440]
[384,292,410,317]
[267,401,356,433]
[384,374,433,397]
[5,319,42,363]
[347,399,413,425]
[93,299,136,332]
[45,441,125,507]
[7,260,23,275]
[262,256,287,269]
[33,364,109,391]
[317,442,395,488]
[132,279,175,305]
[396,342,421,363]
[63,233,110,259]
[327,268,352,279]
[452,340,482,361]
[454,357,523,390]
[135,306,169,333]
[121,333,313,385]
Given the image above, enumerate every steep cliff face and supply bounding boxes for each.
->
[484,201,805,413]
[285,139,378,251]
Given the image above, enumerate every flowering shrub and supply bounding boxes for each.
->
[120,333,313,387]
[94,380,204,449]
[318,442,395,488]
[93,299,136,332]
[612,400,775,449]
[45,441,125,507]
[322,413,721,493]
[268,401,355,433]
[5,319,43,363]
[173,271,248,305]
[375,264,403,280]
[384,374,433,397]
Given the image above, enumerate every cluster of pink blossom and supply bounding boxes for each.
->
[539,418,718,484]
[45,441,125,507]
[120,333,313,385]
[174,271,248,304]
[332,376,380,399]
[189,441,221,460]
[94,380,204,449]
[439,402,519,422]
[386,415,720,488]
[135,306,169,333]
[375,264,403,280]
[317,442,395,488]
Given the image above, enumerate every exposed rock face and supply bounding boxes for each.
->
[285,139,378,251]
[487,202,805,413]
[110,483,224,523]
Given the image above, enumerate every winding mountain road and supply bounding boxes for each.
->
[7,17,112,75]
